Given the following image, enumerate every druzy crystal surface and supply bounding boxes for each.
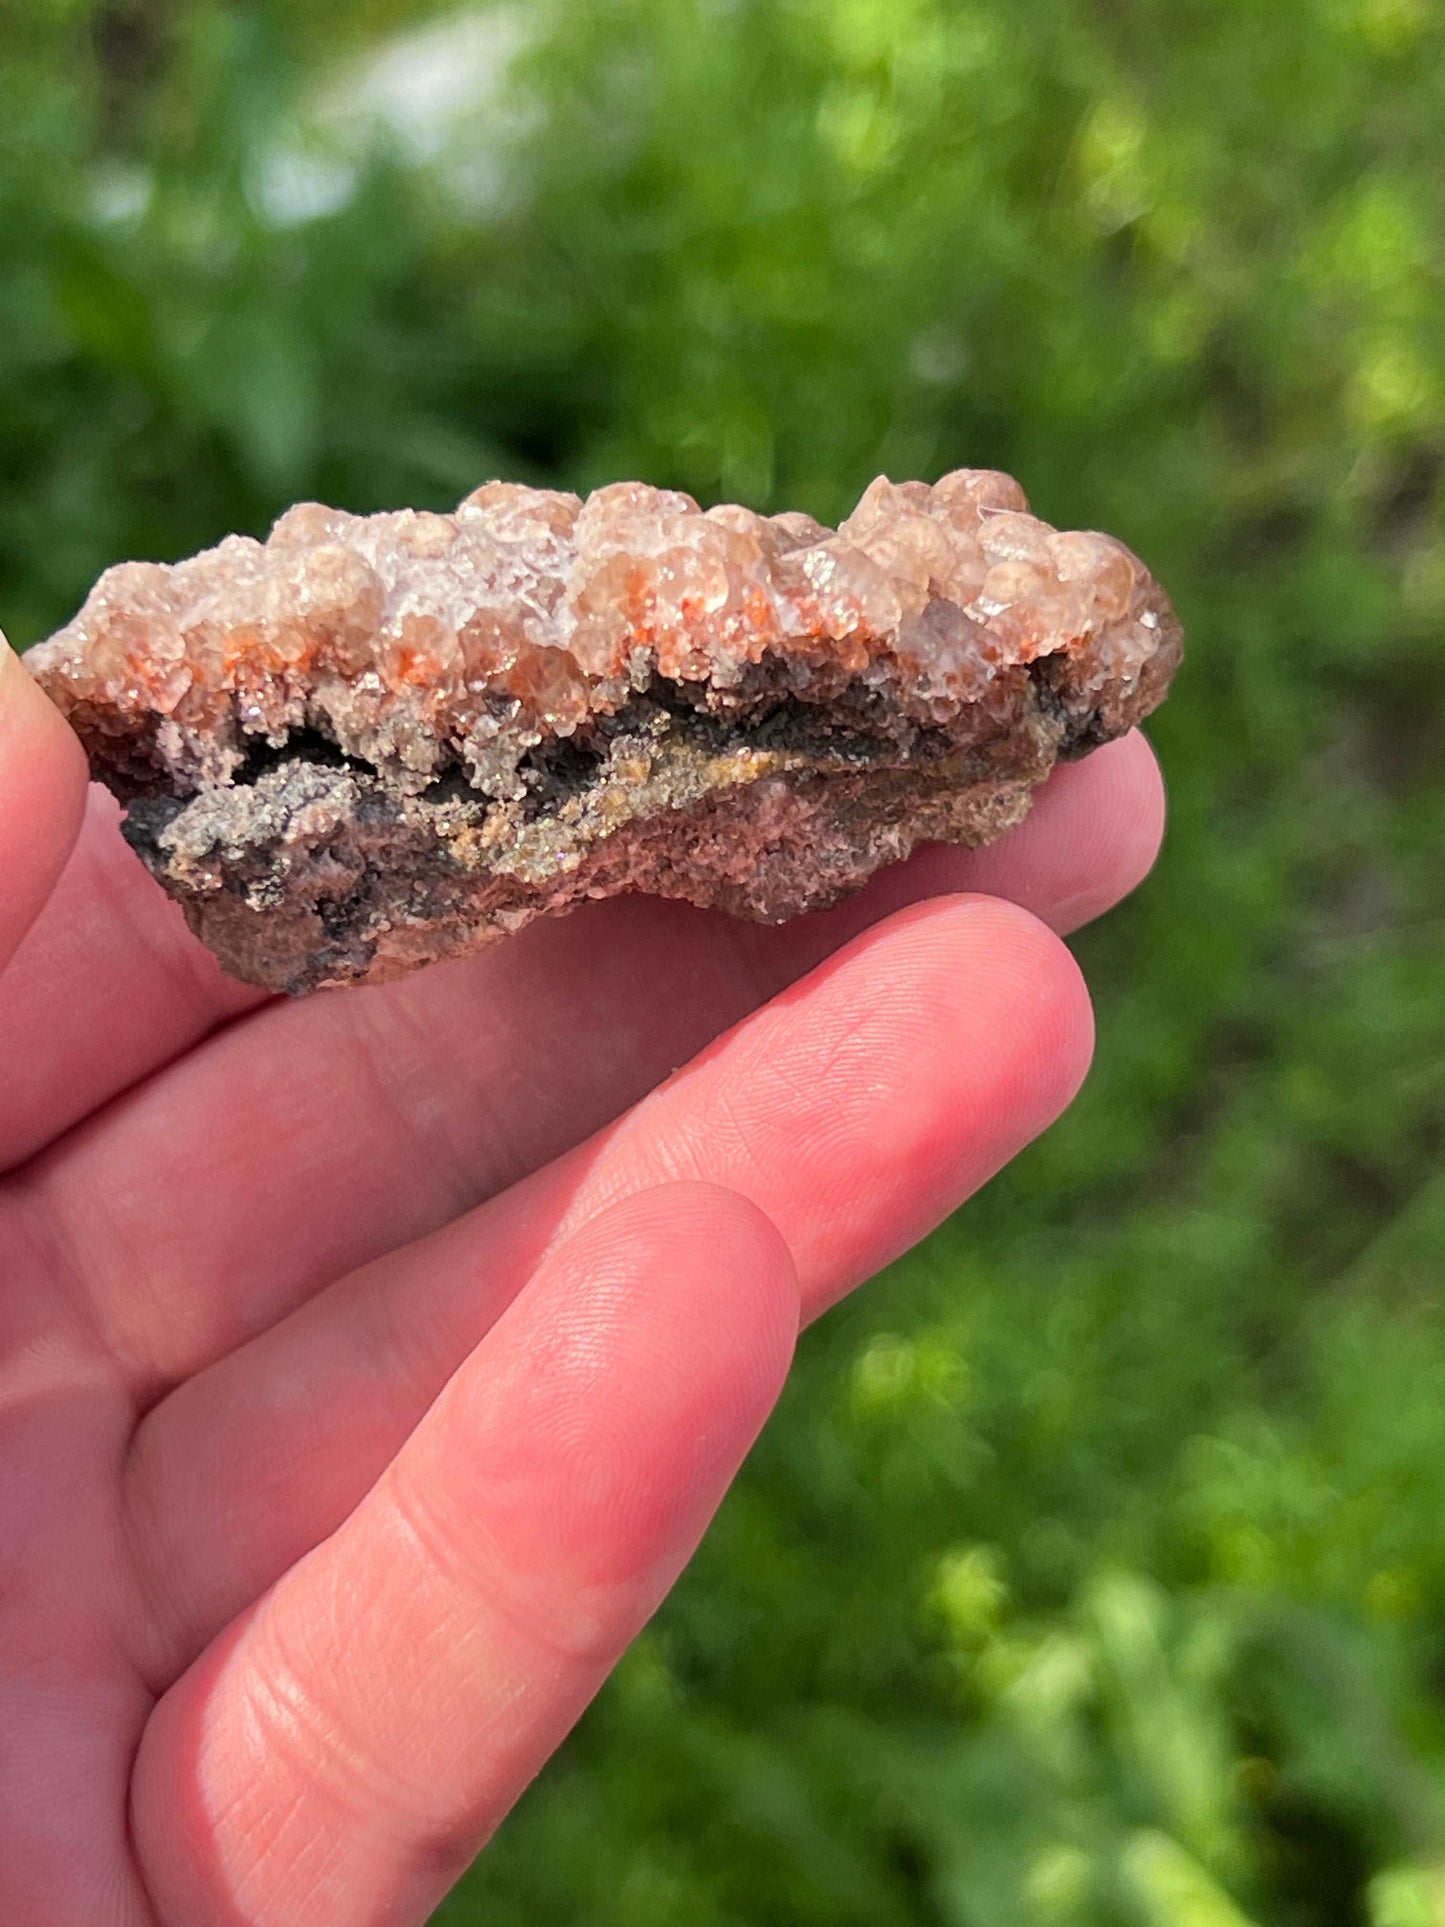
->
[26,470,1182,993]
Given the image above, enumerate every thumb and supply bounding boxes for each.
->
[0,634,88,979]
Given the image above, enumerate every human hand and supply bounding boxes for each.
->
[0,634,1163,1924]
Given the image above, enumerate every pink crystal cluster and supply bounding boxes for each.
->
[29,470,1178,799]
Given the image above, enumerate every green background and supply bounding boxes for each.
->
[6,2,1445,1919]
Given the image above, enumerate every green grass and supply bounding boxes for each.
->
[6,2,1445,1918]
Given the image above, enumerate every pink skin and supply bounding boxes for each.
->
[0,630,1164,1926]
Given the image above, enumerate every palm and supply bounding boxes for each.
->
[0,645,1161,1925]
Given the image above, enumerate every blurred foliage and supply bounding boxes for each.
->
[5,0,1445,1919]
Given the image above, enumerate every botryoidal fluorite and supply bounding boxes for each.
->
[25,471,1182,993]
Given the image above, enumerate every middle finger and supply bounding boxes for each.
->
[17,734,1160,1403]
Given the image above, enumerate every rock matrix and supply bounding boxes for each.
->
[26,470,1182,992]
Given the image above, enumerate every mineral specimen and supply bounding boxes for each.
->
[25,471,1182,994]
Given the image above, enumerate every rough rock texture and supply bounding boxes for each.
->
[26,470,1183,993]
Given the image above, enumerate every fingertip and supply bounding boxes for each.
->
[874,730,1167,937]
[2,635,89,785]
[896,889,1095,1137]
[758,890,1096,1314]
[1010,730,1167,933]
[1090,728,1168,906]
[976,890,1096,1103]
[0,638,90,971]
[556,1179,801,1401]
[1010,887,1095,1066]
